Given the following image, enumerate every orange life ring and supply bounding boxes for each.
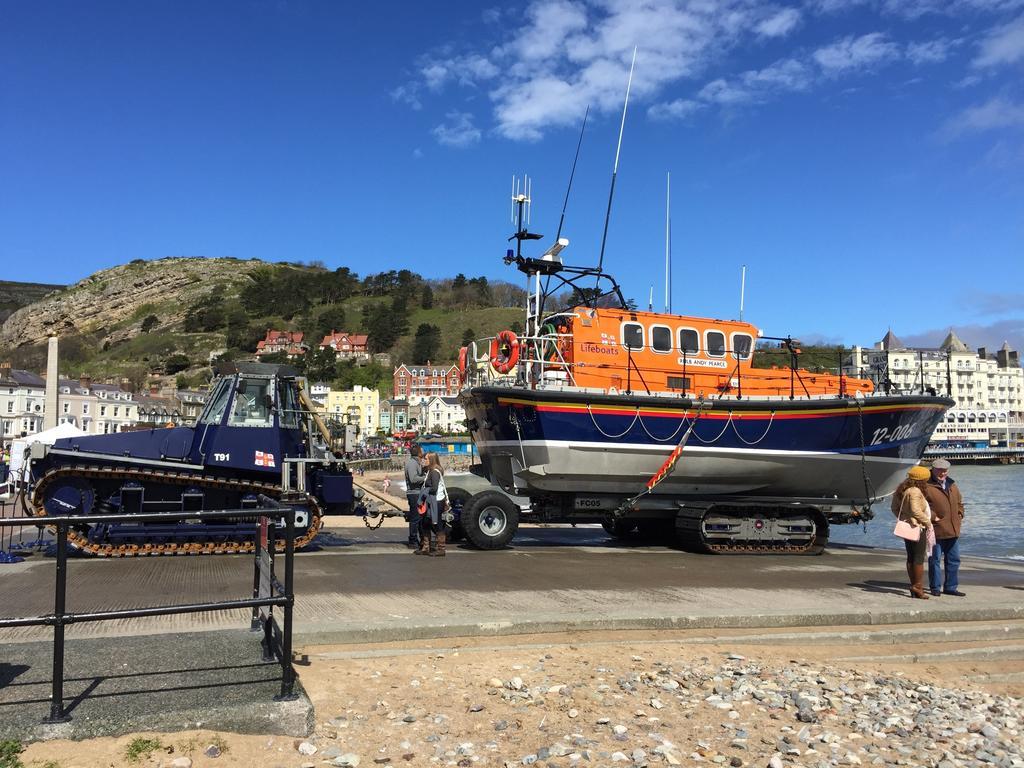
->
[490,330,520,374]
[458,346,468,384]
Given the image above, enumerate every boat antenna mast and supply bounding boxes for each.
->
[596,46,637,276]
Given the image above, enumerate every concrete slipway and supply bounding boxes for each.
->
[2,520,1022,741]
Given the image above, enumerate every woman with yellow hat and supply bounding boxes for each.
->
[891,465,934,599]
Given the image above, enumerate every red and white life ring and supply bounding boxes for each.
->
[489,330,520,374]
[458,346,468,384]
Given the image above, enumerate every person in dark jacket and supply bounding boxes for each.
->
[415,452,450,557]
[404,445,426,549]
[924,458,966,597]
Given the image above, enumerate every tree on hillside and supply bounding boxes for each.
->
[314,305,348,340]
[468,276,492,305]
[335,359,391,394]
[184,288,227,332]
[164,354,192,374]
[420,284,434,310]
[362,304,402,352]
[225,322,265,352]
[302,345,339,382]
[412,323,442,364]
[461,327,476,347]
[141,314,159,333]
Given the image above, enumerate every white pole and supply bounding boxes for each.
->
[739,265,746,321]
[664,172,670,313]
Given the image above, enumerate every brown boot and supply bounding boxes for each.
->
[910,563,929,599]
[414,534,430,555]
[429,532,446,557]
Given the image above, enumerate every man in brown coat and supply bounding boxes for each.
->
[924,458,966,596]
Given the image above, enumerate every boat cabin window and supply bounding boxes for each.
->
[622,322,644,351]
[706,330,726,358]
[650,325,672,354]
[198,378,233,425]
[678,328,699,355]
[731,333,753,360]
[229,377,274,428]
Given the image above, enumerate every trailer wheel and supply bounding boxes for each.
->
[446,488,471,543]
[462,491,519,549]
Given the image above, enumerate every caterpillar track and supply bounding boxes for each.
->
[30,464,323,557]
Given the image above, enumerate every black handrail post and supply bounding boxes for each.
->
[261,517,276,662]
[275,508,298,701]
[250,517,263,632]
[43,520,71,724]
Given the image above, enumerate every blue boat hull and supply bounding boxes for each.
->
[460,387,953,505]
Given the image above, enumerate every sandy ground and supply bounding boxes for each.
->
[13,470,1024,767]
[16,628,1024,768]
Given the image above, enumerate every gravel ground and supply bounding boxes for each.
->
[17,633,1023,768]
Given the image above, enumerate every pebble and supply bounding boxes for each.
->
[170,759,192,768]
[297,741,317,755]
[203,745,221,758]
[333,755,361,767]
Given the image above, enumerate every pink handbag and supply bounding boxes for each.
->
[894,495,921,542]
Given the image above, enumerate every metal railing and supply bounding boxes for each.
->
[0,502,298,723]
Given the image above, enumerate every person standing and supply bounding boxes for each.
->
[404,444,426,549]
[924,458,966,597]
[415,452,449,557]
[891,465,934,599]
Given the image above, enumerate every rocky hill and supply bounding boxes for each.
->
[0,258,266,350]
[0,279,64,325]
[0,257,525,392]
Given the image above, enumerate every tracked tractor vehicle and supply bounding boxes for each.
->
[25,362,364,556]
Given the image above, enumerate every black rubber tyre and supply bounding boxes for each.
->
[601,519,638,538]
[461,490,519,550]
[447,488,471,543]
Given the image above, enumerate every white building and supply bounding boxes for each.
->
[421,396,467,434]
[1,367,46,440]
[1,366,154,445]
[845,331,1024,448]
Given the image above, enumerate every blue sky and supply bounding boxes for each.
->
[2,0,1022,352]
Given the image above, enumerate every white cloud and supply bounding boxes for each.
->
[812,32,901,75]
[906,37,955,64]
[396,0,1024,140]
[940,96,1024,138]
[814,0,1024,18]
[432,112,482,147]
[647,98,704,121]
[755,7,801,38]
[973,14,1024,67]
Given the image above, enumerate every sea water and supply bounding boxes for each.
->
[829,464,1024,561]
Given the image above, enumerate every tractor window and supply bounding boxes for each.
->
[229,378,274,427]
[278,378,301,429]
[198,378,233,425]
